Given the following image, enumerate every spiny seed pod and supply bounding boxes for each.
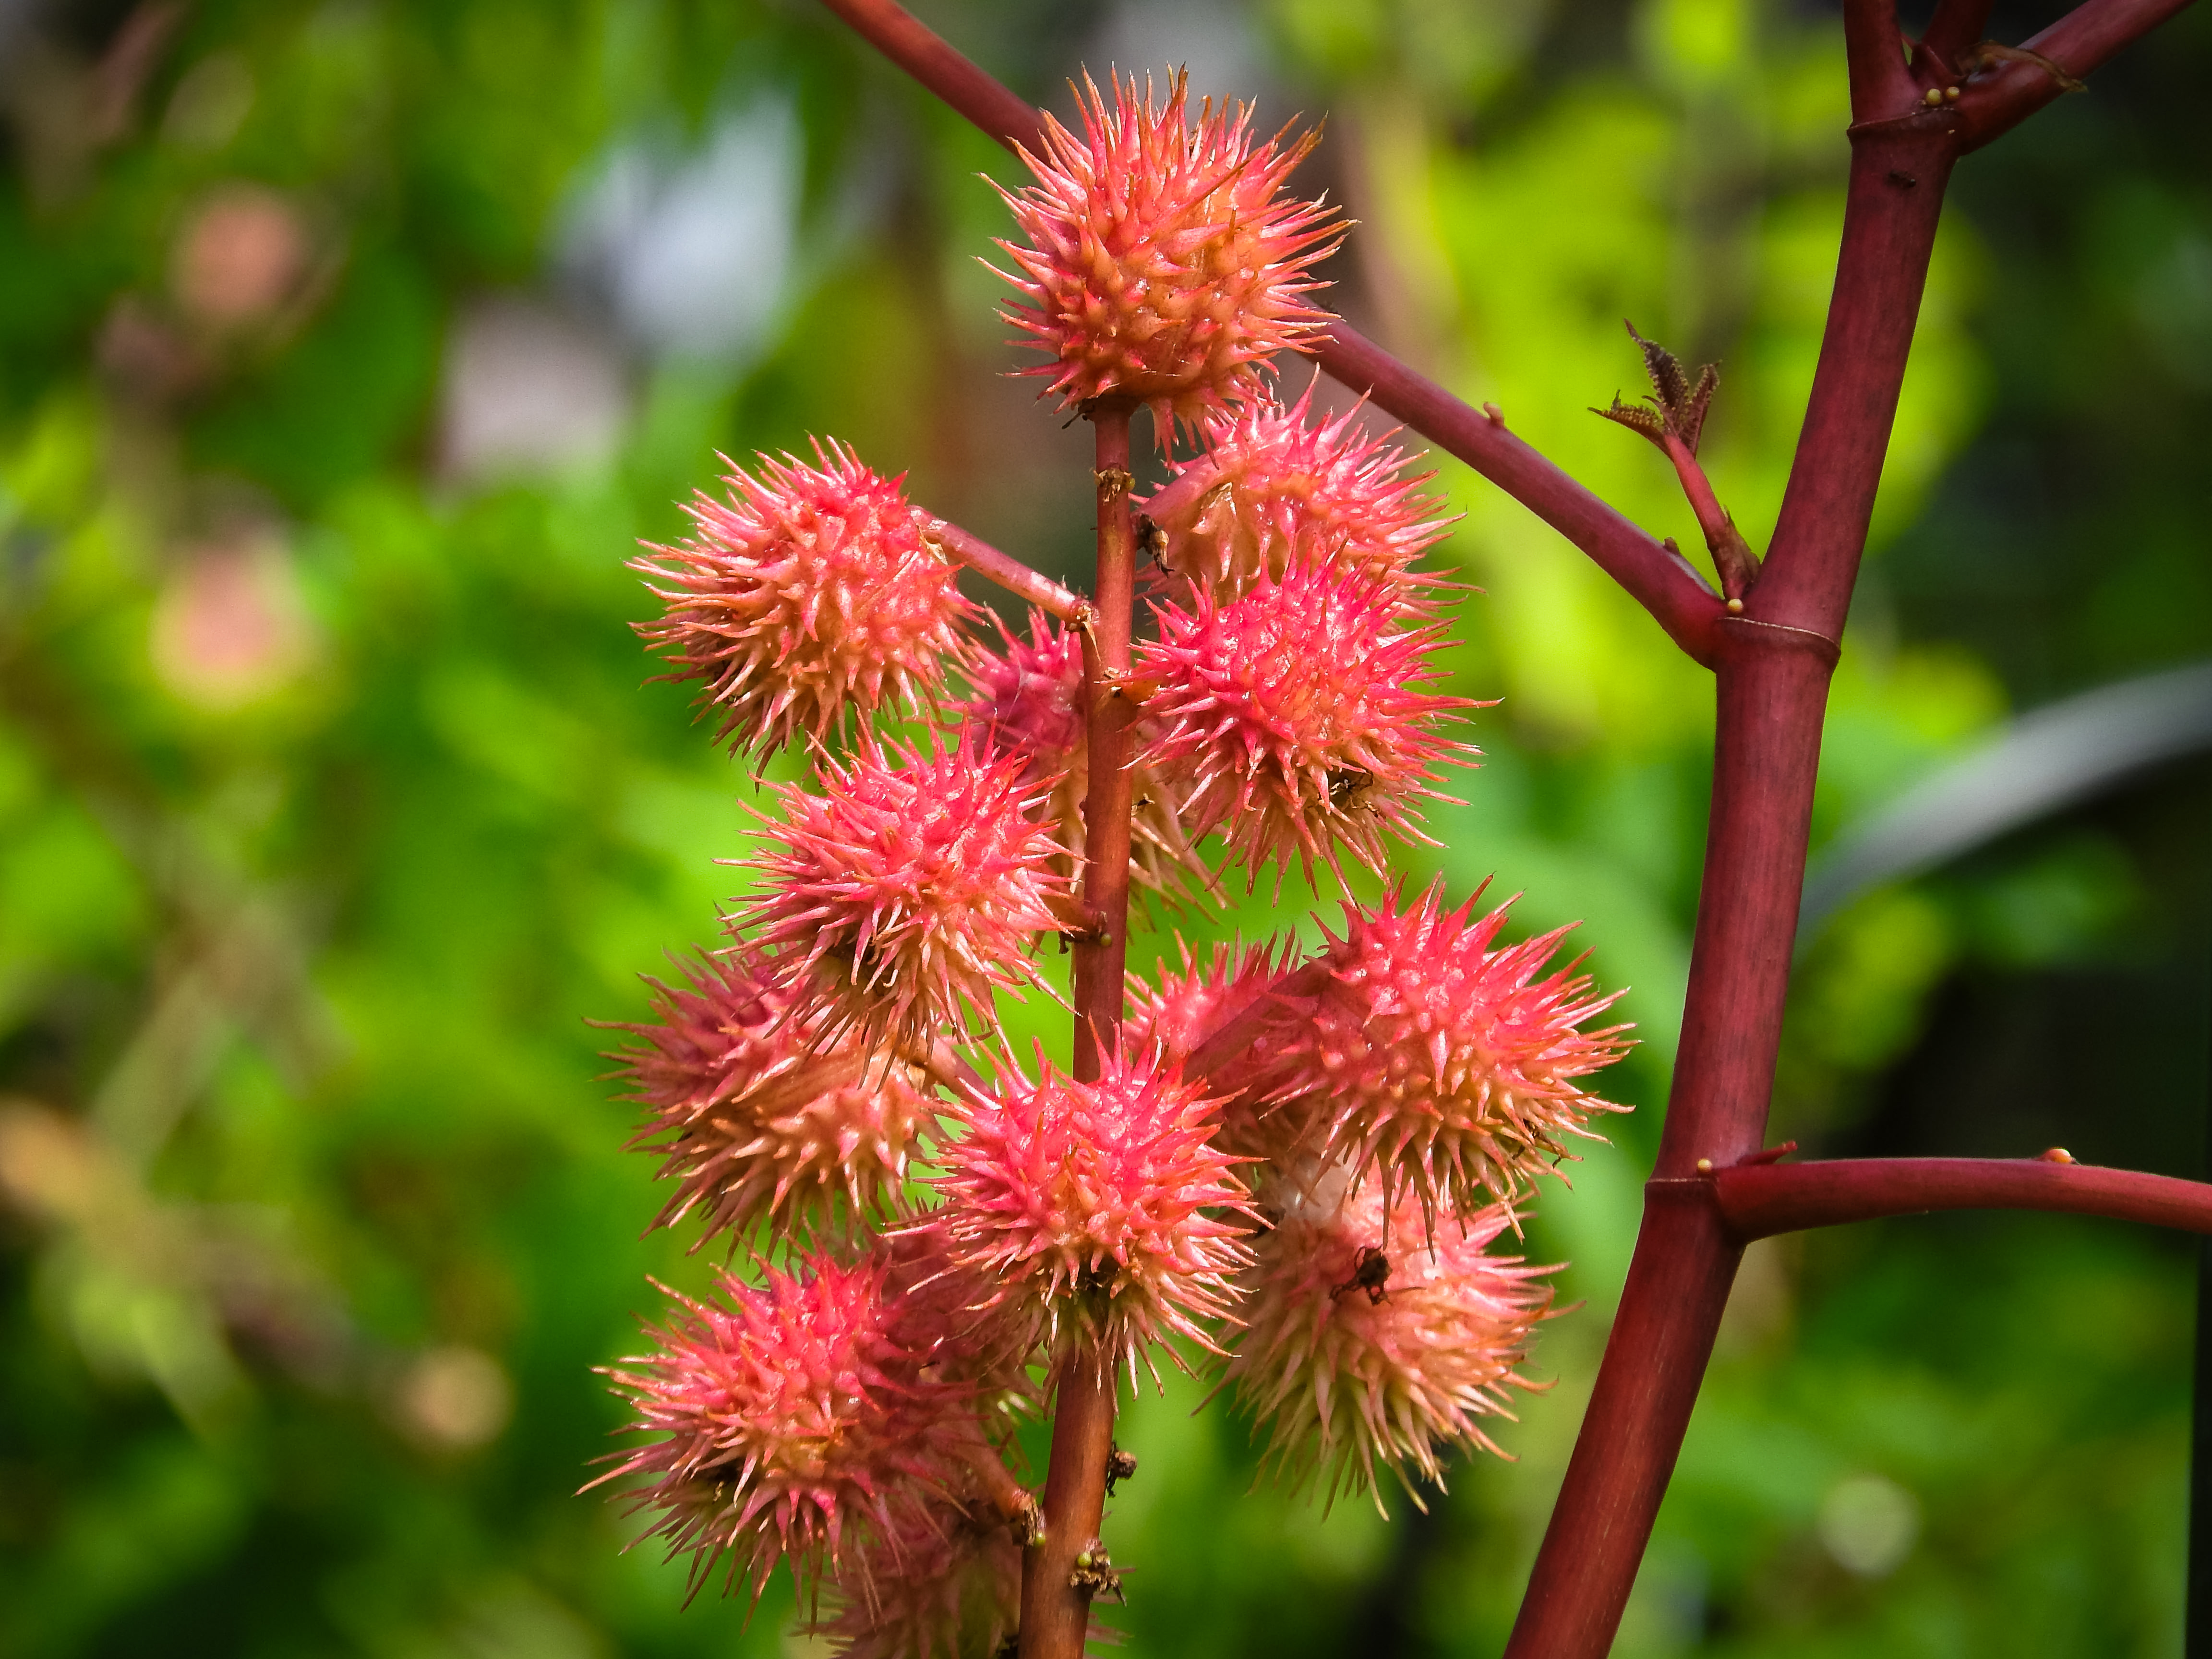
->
[1260,879,1632,1223]
[1226,1180,1556,1512]
[610,951,935,1245]
[930,1045,1257,1379]
[990,70,1345,439]
[635,441,975,757]
[594,1252,975,1603]
[1125,937,1290,1064]
[1139,554,1477,889]
[737,731,1069,1053]
[811,1501,1022,1659]
[1143,385,1455,601]
[964,612,1211,901]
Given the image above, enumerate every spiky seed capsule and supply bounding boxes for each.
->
[812,1501,1022,1659]
[594,1253,976,1604]
[964,613,1211,900]
[931,1045,1257,1379]
[635,441,975,757]
[1259,880,1633,1222]
[610,951,933,1245]
[1143,385,1455,601]
[1227,1180,1555,1511]
[1139,555,1478,889]
[991,70,1345,440]
[1124,938,1319,1167]
[737,731,1069,1055]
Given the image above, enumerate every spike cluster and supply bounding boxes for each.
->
[1143,385,1456,601]
[1226,1181,1556,1510]
[602,47,1638,1656]
[991,71,1345,438]
[595,1254,978,1602]
[1254,881,1634,1218]
[737,733,1069,1051]
[611,952,934,1243]
[635,442,974,756]
[1140,556,1477,887]
[931,1046,1258,1378]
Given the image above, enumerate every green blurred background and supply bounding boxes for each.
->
[1,0,2206,1654]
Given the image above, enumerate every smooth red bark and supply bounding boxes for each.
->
[1713,1157,2212,1240]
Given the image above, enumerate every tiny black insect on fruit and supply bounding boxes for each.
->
[1327,766,1376,808]
[1135,513,1171,574]
[1332,1245,1391,1305]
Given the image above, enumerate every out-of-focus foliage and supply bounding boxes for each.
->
[0,1,2203,1657]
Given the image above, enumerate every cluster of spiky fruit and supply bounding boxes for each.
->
[596,62,1631,1658]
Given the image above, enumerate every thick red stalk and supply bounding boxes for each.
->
[1506,30,1956,1657]
[1713,1157,2212,1240]
[1016,400,1139,1659]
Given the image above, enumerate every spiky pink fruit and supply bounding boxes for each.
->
[737,731,1069,1053]
[931,1045,1256,1377]
[812,1500,1022,1659]
[964,613,1210,899]
[635,442,975,757]
[595,1252,977,1602]
[1226,1180,1556,1511]
[991,70,1345,439]
[1143,385,1455,601]
[1125,937,1287,1064]
[1138,554,1477,888]
[610,951,934,1244]
[1257,880,1632,1221]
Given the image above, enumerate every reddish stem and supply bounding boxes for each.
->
[1313,323,1727,664]
[1957,0,2198,150]
[1506,57,1953,1659]
[1018,400,1139,1659]
[816,0,1039,147]
[1712,1157,2212,1240]
[924,516,1090,624]
[1021,1354,1117,1659]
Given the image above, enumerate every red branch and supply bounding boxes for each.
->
[1312,324,1727,662]
[1712,1157,2212,1240]
[1957,0,2199,149]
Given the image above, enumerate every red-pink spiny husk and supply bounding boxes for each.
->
[1142,383,1457,602]
[929,1043,1258,1382]
[1256,878,1633,1225]
[1226,1178,1557,1513]
[990,70,1346,441]
[592,1251,981,1606]
[634,441,975,757]
[608,950,934,1246]
[1138,553,1480,890]
[811,1499,1022,1659]
[963,611,1212,902]
[735,729,1068,1055]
